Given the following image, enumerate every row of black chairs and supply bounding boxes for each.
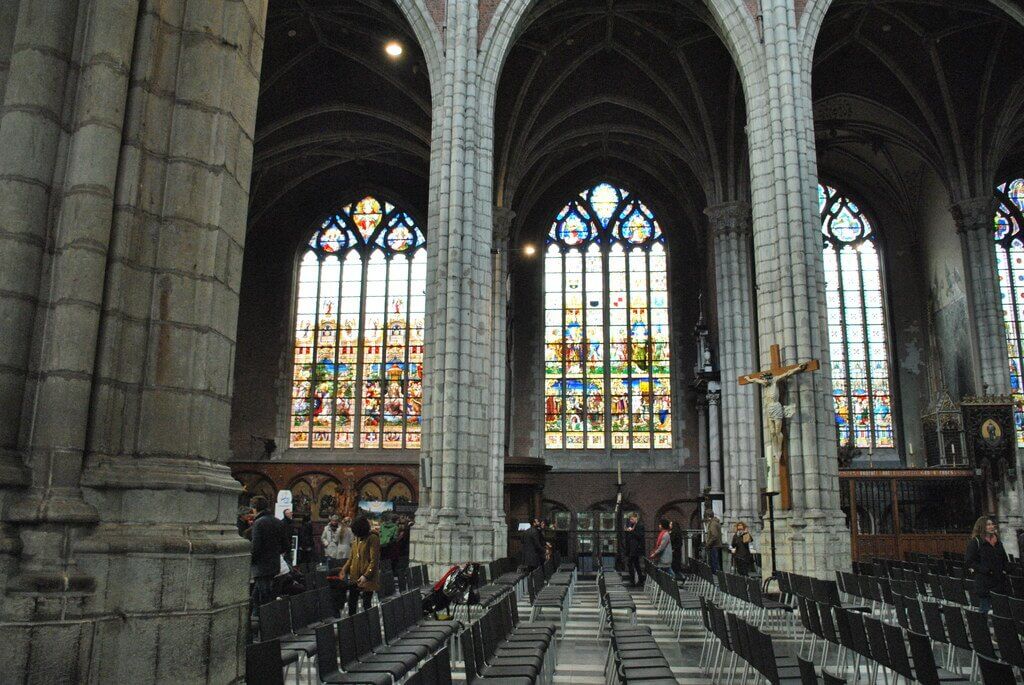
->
[459,592,557,684]
[859,554,1024,600]
[699,596,828,685]
[602,577,676,684]
[798,592,1022,684]
[642,560,700,638]
[249,587,456,684]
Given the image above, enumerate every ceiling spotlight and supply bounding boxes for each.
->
[385,41,403,58]
[523,244,537,257]
[287,29,297,38]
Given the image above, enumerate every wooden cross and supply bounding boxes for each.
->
[737,345,820,510]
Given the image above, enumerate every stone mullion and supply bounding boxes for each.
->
[6,0,141,604]
[956,199,1010,394]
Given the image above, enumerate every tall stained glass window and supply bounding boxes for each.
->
[544,182,672,451]
[994,178,1024,446]
[820,184,894,448]
[289,196,426,450]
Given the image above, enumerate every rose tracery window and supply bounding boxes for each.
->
[820,184,894,449]
[544,182,673,451]
[289,196,425,450]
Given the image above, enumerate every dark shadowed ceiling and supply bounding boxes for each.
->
[814,0,1024,212]
[249,0,432,237]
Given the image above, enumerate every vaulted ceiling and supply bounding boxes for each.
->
[814,0,1024,216]
[494,0,747,244]
[249,0,431,236]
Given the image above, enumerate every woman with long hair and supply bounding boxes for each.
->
[965,515,1009,614]
[730,522,754,576]
[339,515,380,615]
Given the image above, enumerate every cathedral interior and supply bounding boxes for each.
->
[2,0,1024,681]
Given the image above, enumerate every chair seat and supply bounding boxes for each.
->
[323,672,391,685]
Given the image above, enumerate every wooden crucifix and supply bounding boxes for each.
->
[738,345,820,510]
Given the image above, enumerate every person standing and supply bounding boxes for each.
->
[249,496,287,613]
[669,520,684,575]
[966,516,1009,614]
[321,515,342,567]
[624,513,646,587]
[338,516,353,566]
[522,518,545,571]
[649,519,674,577]
[339,515,380,615]
[730,522,754,576]
[704,511,723,573]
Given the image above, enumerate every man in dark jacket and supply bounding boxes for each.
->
[250,496,287,611]
[522,518,545,571]
[624,513,646,587]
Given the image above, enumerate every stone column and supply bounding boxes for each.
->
[954,197,1024,556]
[706,202,760,529]
[748,0,850,578]
[695,394,708,493]
[411,0,502,572]
[707,383,723,500]
[0,0,78,608]
[489,206,516,552]
[954,197,1007,394]
[1,1,268,681]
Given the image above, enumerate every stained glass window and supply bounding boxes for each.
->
[994,178,1024,446]
[544,183,672,451]
[289,196,426,450]
[820,184,894,449]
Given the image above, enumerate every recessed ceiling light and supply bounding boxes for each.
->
[287,29,297,37]
[385,41,403,58]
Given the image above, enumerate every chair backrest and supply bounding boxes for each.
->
[822,668,847,684]
[990,592,1012,618]
[991,615,1024,668]
[964,609,996,658]
[725,612,748,669]
[863,616,891,668]
[379,568,396,597]
[882,623,913,679]
[458,630,478,681]
[904,595,927,635]
[396,567,410,592]
[906,630,941,685]
[920,601,948,643]
[846,611,871,659]
[797,656,818,685]
[469,621,489,670]
[350,610,375,658]
[258,599,291,641]
[289,591,317,632]
[381,598,400,643]
[245,640,285,685]
[335,616,360,670]
[818,603,839,644]
[365,605,384,649]
[941,605,972,651]
[314,625,339,680]
[434,646,454,684]
[1010,596,1024,623]
[315,586,336,620]
[977,654,1016,685]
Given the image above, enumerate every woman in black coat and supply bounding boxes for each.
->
[965,515,1009,614]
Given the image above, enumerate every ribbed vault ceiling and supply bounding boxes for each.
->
[494,0,747,244]
[249,0,431,235]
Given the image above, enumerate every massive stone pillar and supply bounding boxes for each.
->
[954,196,1024,555]
[706,202,760,530]
[955,197,1007,394]
[707,384,723,501]
[411,0,503,571]
[0,1,267,680]
[747,0,850,578]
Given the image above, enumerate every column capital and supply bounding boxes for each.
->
[493,206,516,246]
[951,196,998,234]
[704,201,752,238]
[707,389,721,406]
